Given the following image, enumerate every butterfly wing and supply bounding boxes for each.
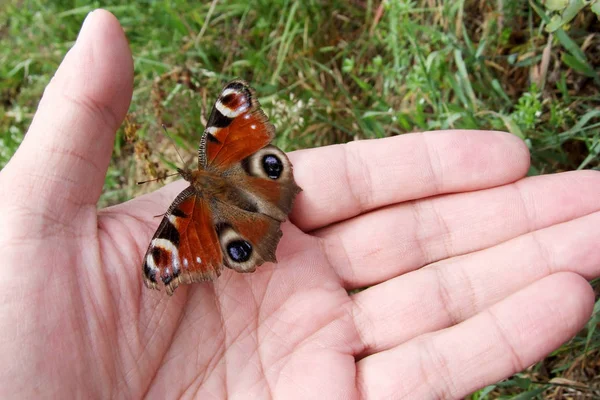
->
[200,80,300,218]
[197,81,301,273]
[211,199,284,273]
[142,187,223,295]
[199,80,274,170]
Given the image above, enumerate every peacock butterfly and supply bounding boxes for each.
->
[142,80,301,295]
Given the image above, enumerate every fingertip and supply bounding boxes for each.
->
[432,129,531,187]
[67,8,133,127]
[503,272,594,353]
[547,272,595,326]
[495,130,531,177]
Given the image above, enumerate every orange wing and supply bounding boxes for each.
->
[142,187,223,295]
[199,80,274,171]
[198,80,300,219]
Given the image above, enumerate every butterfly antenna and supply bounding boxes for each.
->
[137,172,180,185]
[161,124,187,167]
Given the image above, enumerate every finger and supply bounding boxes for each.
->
[289,130,529,231]
[356,273,594,399]
[319,170,600,288]
[351,207,600,355]
[2,10,133,224]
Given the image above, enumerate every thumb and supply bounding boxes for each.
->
[1,10,133,230]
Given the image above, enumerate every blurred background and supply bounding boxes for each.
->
[1,1,599,397]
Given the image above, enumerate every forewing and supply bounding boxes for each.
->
[142,187,223,295]
[199,80,274,170]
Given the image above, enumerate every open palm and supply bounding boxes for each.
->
[1,11,599,399]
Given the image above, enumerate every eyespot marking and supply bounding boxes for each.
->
[218,225,260,272]
[242,145,291,183]
[262,154,283,179]
[227,240,253,262]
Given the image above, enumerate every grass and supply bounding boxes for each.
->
[1,0,599,397]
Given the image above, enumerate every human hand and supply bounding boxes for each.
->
[1,10,599,399]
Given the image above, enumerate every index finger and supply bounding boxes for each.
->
[289,130,530,231]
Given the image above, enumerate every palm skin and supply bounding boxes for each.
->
[1,10,599,399]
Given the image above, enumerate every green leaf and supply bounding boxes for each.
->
[585,297,600,350]
[562,53,599,78]
[545,0,587,31]
[558,110,600,139]
[478,111,525,139]
[511,386,549,399]
[471,384,496,399]
[561,0,588,25]
[546,14,564,31]
[545,0,569,11]
[453,49,477,111]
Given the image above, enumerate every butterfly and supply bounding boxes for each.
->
[142,80,301,295]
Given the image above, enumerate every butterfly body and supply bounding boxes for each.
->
[180,168,239,199]
[142,80,301,295]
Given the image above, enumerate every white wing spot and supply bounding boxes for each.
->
[183,258,189,268]
[196,256,202,264]
[250,124,256,130]
[146,253,159,272]
[220,88,239,98]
